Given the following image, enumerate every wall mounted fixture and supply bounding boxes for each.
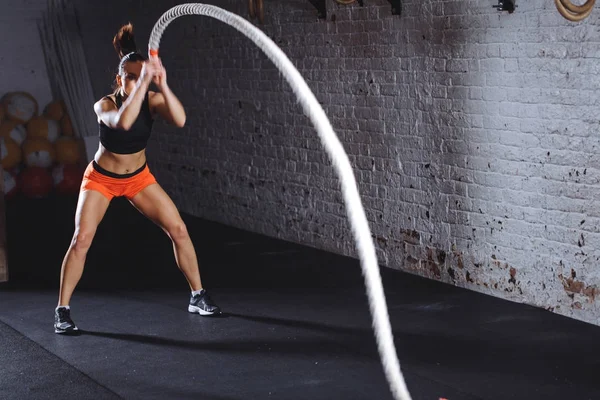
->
[493,0,516,13]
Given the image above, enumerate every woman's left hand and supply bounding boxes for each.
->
[151,57,168,89]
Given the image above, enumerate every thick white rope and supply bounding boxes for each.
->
[148,5,412,400]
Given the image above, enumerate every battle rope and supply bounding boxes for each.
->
[148,4,412,400]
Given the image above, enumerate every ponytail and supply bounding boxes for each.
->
[112,22,146,94]
[113,22,138,59]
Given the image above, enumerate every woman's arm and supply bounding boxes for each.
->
[150,58,186,128]
[94,60,157,130]
[150,87,186,128]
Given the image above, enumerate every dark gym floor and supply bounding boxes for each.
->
[1,194,600,400]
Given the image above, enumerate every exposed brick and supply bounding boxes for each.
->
[4,0,589,326]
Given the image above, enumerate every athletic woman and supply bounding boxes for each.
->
[54,23,220,334]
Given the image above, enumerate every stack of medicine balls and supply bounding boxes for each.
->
[0,91,86,199]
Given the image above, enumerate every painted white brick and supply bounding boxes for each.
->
[53,0,600,326]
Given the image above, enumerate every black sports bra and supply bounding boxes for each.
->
[98,91,154,154]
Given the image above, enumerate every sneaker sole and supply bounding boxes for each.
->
[54,327,79,334]
[188,305,218,315]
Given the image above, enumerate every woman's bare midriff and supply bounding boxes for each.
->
[94,145,147,175]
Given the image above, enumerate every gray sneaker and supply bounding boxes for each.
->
[54,307,79,334]
[188,290,221,315]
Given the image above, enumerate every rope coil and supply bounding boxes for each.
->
[148,4,411,400]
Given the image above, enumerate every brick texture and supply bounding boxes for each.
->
[11,0,598,324]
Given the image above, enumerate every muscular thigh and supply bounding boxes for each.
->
[75,189,111,237]
[128,183,182,230]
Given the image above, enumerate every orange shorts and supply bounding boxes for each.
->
[80,161,157,201]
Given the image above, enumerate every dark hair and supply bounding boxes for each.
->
[112,23,146,92]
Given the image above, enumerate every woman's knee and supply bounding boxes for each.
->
[71,228,96,253]
[167,221,189,242]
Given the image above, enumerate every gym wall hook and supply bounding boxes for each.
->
[493,0,516,13]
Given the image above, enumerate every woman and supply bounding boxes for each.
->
[54,23,220,335]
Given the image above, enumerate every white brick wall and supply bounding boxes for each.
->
[71,0,600,325]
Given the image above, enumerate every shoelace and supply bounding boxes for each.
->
[195,292,215,306]
[57,309,71,320]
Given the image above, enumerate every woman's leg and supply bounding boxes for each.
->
[129,183,203,291]
[57,189,111,307]
[128,182,220,315]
